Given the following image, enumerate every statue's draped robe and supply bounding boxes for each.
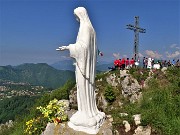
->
[68,7,104,132]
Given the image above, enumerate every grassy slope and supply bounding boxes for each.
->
[96,67,180,135]
[121,67,180,135]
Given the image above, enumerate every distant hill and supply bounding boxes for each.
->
[51,60,113,71]
[0,63,75,89]
[51,60,75,71]
[96,62,113,71]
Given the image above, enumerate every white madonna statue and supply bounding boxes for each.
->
[56,7,105,134]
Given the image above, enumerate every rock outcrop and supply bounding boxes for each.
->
[106,73,118,87]
[42,117,113,135]
[123,120,131,132]
[120,70,141,103]
[133,114,141,126]
[0,120,13,133]
[133,126,151,135]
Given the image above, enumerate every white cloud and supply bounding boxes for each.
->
[138,53,144,58]
[166,51,180,58]
[165,43,180,59]
[170,44,177,48]
[113,53,120,59]
[170,43,180,50]
[145,50,162,59]
[123,54,127,58]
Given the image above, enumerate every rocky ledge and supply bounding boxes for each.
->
[42,115,113,135]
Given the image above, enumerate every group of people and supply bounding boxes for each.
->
[108,57,180,71]
[143,57,180,69]
[109,58,136,70]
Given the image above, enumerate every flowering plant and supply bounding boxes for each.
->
[24,117,48,135]
[24,99,68,135]
[37,99,68,125]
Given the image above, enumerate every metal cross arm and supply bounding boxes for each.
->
[126,24,146,33]
[126,16,146,61]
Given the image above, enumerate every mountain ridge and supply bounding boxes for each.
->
[0,63,75,89]
[51,60,113,71]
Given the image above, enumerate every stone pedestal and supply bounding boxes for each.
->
[42,118,112,135]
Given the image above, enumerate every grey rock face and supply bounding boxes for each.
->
[106,73,118,87]
[121,76,140,96]
[41,123,55,135]
[69,87,77,108]
[161,67,167,73]
[97,93,108,110]
[120,71,141,103]
[133,126,151,135]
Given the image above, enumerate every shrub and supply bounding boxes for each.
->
[104,85,116,103]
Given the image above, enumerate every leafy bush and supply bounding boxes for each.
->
[104,85,116,103]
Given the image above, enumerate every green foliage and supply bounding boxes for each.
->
[166,67,180,85]
[0,80,75,135]
[35,80,75,107]
[140,86,180,135]
[95,72,107,81]
[0,64,75,89]
[124,67,180,135]
[50,80,75,100]
[0,96,38,123]
[104,85,116,103]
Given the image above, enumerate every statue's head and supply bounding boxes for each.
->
[74,7,89,22]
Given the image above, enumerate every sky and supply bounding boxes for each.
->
[0,0,179,66]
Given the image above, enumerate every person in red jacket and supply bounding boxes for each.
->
[121,58,125,70]
[116,59,121,69]
[114,59,119,69]
[125,58,130,69]
[130,58,135,67]
[118,59,122,70]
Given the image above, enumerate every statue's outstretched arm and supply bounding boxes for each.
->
[56,46,70,51]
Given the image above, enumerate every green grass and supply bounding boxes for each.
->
[140,86,180,135]
[123,67,180,135]
[128,67,149,83]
